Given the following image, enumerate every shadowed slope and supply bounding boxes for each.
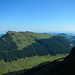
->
[45,47,75,75]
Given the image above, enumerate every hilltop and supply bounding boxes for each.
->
[0,31,53,51]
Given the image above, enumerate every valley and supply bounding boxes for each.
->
[0,54,67,75]
[3,47,75,75]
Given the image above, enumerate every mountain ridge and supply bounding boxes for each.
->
[1,31,54,50]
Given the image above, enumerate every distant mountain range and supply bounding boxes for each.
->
[58,33,75,43]
[48,32,75,36]
[0,31,74,62]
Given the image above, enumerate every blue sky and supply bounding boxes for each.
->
[0,0,75,34]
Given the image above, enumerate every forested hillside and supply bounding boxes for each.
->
[0,31,74,62]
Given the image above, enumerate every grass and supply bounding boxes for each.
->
[7,31,54,50]
[0,54,68,75]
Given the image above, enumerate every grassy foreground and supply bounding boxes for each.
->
[0,54,68,75]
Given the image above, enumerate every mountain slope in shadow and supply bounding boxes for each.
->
[45,47,75,75]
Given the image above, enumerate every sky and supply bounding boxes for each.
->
[0,0,75,34]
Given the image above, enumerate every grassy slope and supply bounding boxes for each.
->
[0,54,67,75]
[6,31,54,50]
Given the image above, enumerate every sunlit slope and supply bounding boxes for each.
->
[0,31,54,50]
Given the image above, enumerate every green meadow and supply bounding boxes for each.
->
[8,31,54,50]
[0,54,68,75]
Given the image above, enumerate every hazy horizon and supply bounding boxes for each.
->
[1,30,75,35]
